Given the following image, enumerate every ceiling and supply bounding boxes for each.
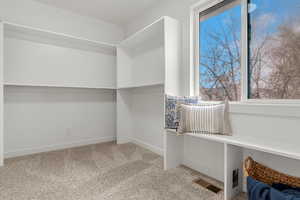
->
[34,0,163,25]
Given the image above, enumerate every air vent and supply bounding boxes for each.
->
[194,178,222,194]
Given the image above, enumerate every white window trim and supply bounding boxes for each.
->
[240,0,248,101]
[190,0,300,105]
[190,0,224,96]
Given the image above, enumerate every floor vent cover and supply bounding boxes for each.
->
[194,178,222,194]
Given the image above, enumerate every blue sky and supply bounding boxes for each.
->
[199,0,300,51]
[250,0,300,33]
[199,3,240,55]
[199,3,241,88]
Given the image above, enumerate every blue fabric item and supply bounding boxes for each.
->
[247,176,300,200]
[272,183,300,198]
[164,95,200,129]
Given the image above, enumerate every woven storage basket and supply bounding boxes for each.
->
[244,157,300,188]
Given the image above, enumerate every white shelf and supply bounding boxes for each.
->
[119,17,165,50]
[4,82,116,90]
[117,82,164,89]
[117,17,166,90]
[166,130,300,161]
[3,22,116,54]
[3,21,117,90]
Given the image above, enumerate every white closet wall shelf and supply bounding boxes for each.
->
[117,83,164,90]
[119,16,165,50]
[3,22,117,55]
[3,21,117,90]
[3,82,116,90]
[117,17,171,90]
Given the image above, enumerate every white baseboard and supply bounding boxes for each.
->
[131,138,163,156]
[117,137,131,144]
[4,136,116,159]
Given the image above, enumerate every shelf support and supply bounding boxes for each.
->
[164,131,183,170]
[224,143,244,200]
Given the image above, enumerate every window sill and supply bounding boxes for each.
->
[229,101,300,118]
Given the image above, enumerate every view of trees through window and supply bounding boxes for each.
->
[199,0,300,101]
[248,0,300,99]
[199,1,241,101]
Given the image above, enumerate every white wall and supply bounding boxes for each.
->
[117,46,165,88]
[4,86,116,158]
[131,86,164,155]
[116,86,164,155]
[125,0,300,182]
[4,36,116,89]
[0,0,124,43]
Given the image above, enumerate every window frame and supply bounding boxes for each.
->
[190,0,300,104]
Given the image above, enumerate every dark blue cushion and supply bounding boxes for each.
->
[272,183,300,198]
[247,176,300,200]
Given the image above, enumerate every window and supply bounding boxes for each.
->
[198,0,241,101]
[193,0,300,102]
[248,0,300,99]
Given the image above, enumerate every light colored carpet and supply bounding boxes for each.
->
[0,142,246,200]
